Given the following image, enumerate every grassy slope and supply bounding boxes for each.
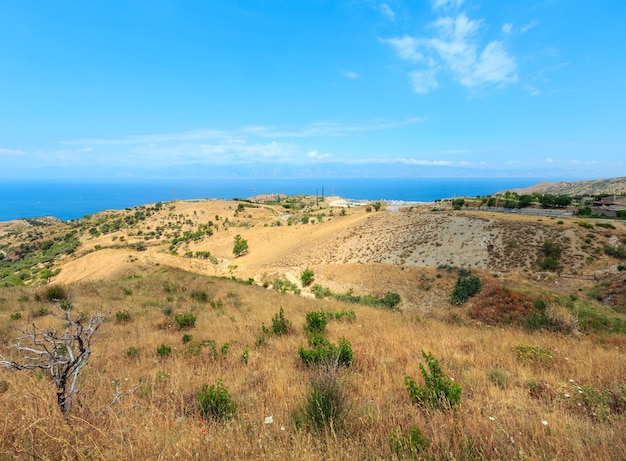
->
[0,197,625,460]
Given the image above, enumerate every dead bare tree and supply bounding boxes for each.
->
[0,300,107,413]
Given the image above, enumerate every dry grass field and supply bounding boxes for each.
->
[1,196,625,460]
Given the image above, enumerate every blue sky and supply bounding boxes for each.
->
[1,0,625,179]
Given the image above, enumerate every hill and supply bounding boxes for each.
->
[1,195,625,459]
[503,176,626,196]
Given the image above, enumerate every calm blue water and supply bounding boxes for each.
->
[0,177,546,222]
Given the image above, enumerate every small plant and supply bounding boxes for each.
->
[298,335,353,368]
[115,310,131,323]
[190,290,209,303]
[127,346,139,359]
[389,425,431,459]
[538,240,563,271]
[300,268,315,286]
[240,348,249,364]
[197,380,236,420]
[304,310,328,335]
[405,351,462,409]
[10,312,22,321]
[295,370,349,432]
[512,344,553,368]
[174,312,196,329]
[271,307,292,335]
[44,284,67,301]
[232,234,249,257]
[450,271,482,305]
[220,342,229,356]
[182,333,193,344]
[157,343,172,357]
[488,368,510,389]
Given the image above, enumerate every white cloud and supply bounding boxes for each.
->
[0,148,24,155]
[502,23,513,34]
[344,71,359,79]
[379,3,395,20]
[520,20,539,33]
[384,12,517,92]
[432,0,464,11]
[522,84,541,95]
[307,150,332,160]
[409,69,439,93]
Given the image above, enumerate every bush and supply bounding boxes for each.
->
[45,284,67,301]
[190,290,209,303]
[450,271,482,305]
[405,351,462,409]
[295,371,349,432]
[270,307,292,335]
[127,346,139,359]
[115,310,131,323]
[304,310,327,335]
[174,312,196,329]
[389,425,431,459]
[182,333,193,344]
[156,344,172,357]
[539,240,563,271]
[488,368,510,388]
[298,335,353,368]
[197,380,236,421]
[604,245,626,259]
[300,268,315,286]
[512,344,553,368]
[10,312,22,321]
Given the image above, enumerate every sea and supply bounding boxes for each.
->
[0,177,549,222]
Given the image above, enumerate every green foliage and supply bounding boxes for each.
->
[311,284,332,299]
[197,380,236,421]
[604,245,626,259]
[182,333,193,344]
[126,346,139,359]
[300,268,315,286]
[271,278,301,294]
[45,284,67,301]
[10,312,22,321]
[174,312,196,329]
[389,425,431,459]
[512,344,553,368]
[404,351,462,410]
[156,343,172,357]
[270,307,292,335]
[450,271,482,305]
[618,264,626,271]
[232,234,249,257]
[240,348,249,364]
[304,310,328,335]
[115,310,131,323]
[298,335,353,368]
[538,240,563,272]
[190,290,208,303]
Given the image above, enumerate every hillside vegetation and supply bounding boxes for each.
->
[1,195,625,460]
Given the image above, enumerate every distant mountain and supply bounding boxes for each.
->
[503,177,626,196]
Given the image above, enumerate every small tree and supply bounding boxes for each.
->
[232,234,249,257]
[301,268,315,286]
[0,300,107,413]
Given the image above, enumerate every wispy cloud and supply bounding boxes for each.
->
[307,150,332,160]
[343,71,360,79]
[383,7,517,93]
[0,148,24,156]
[432,0,464,11]
[502,23,513,34]
[379,3,395,20]
[520,20,539,33]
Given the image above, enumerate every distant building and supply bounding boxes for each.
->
[591,196,626,217]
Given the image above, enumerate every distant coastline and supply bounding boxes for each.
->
[0,177,550,222]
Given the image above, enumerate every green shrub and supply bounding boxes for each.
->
[115,310,131,323]
[301,268,315,286]
[304,310,327,335]
[298,335,353,368]
[618,264,626,271]
[197,380,236,420]
[405,351,462,409]
[270,307,292,335]
[182,333,193,344]
[311,284,332,299]
[604,245,626,259]
[538,240,563,271]
[240,348,249,364]
[10,312,22,321]
[127,346,139,359]
[174,312,196,329]
[512,344,553,368]
[450,271,482,305]
[190,290,209,303]
[44,284,67,301]
[156,344,172,357]
[389,425,431,459]
[378,291,401,310]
